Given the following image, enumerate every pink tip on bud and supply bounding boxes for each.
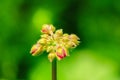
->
[30,44,43,56]
[41,24,55,34]
[56,46,67,60]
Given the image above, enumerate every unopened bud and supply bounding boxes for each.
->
[63,33,69,42]
[41,24,55,34]
[69,34,80,45]
[66,41,77,48]
[56,46,68,60]
[55,29,63,36]
[69,34,80,40]
[48,52,56,62]
[37,38,47,44]
[30,44,43,56]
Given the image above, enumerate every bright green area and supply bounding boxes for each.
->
[0,0,120,80]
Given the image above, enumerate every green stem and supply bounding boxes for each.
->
[52,59,57,80]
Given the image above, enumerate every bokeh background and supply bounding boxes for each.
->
[0,0,120,80]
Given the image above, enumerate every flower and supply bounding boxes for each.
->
[55,29,63,36]
[48,52,56,62]
[69,34,80,45]
[30,24,80,62]
[56,46,68,60]
[37,38,47,45]
[30,43,43,56]
[41,24,55,34]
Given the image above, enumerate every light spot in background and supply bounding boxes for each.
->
[58,50,119,80]
[32,8,53,29]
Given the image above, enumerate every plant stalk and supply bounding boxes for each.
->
[52,59,57,80]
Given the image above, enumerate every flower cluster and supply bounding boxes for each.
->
[30,24,80,62]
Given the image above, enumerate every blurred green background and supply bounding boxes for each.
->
[0,0,120,80]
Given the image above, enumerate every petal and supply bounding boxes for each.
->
[56,52,64,59]
[62,48,67,57]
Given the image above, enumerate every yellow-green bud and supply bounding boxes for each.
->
[63,33,69,42]
[69,34,80,40]
[48,52,56,62]
[55,29,63,36]
[37,38,47,44]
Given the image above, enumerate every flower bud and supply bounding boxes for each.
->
[63,33,69,42]
[56,46,68,60]
[41,24,55,34]
[69,34,80,40]
[30,44,43,56]
[69,34,80,45]
[48,52,56,62]
[66,41,77,48]
[55,29,63,36]
[37,38,47,44]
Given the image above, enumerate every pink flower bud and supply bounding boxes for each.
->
[30,44,43,56]
[41,24,55,34]
[56,46,68,60]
